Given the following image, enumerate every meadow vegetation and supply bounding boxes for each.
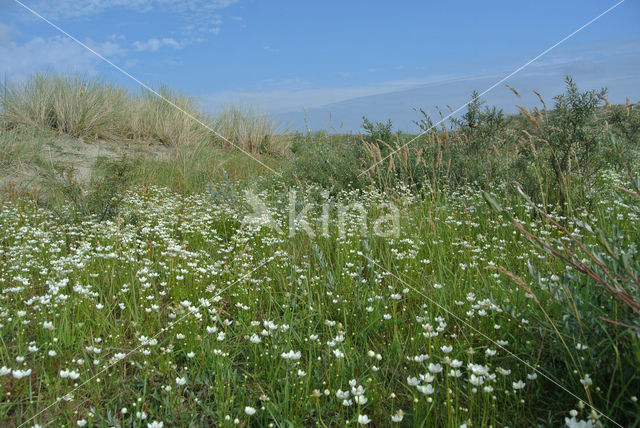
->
[0,73,638,427]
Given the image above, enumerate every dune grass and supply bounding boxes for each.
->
[214,104,287,155]
[1,74,283,150]
[126,85,212,146]
[1,74,130,140]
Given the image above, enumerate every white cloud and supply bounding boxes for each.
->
[13,1,236,39]
[21,0,240,20]
[97,40,127,56]
[185,15,222,35]
[124,58,140,69]
[199,25,221,35]
[133,37,185,52]
[0,35,125,81]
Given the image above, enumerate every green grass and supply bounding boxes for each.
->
[128,141,284,194]
[0,73,639,427]
[0,172,638,427]
[0,128,46,173]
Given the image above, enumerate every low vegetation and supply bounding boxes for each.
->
[0,73,638,427]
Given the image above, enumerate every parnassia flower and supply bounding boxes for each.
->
[358,414,371,425]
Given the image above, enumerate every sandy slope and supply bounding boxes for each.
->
[0,135,170,194]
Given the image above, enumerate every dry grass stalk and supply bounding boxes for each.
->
[506,84,521,98]
[533,90,547,109]
[516,105,540,131]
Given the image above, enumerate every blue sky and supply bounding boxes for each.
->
[1,0,639,131]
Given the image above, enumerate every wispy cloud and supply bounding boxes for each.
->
[203,71,497,113]
[14,1,238,39]
[201,40,640,122]
[3,1,237,80]
[20,0,240,20]
[202,84,421,114]
[133,37,186,52]
[184,14,223,35]
[124,58,140,69]
[263,45,279,53]
[0,34,126,80]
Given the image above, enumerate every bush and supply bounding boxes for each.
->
[361,116,394,144]
[541,77,608,209]
[282,133,368,191]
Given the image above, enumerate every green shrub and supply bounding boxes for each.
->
[361,116,394,144]
[541,77,608,210]
[282,132,368,191]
